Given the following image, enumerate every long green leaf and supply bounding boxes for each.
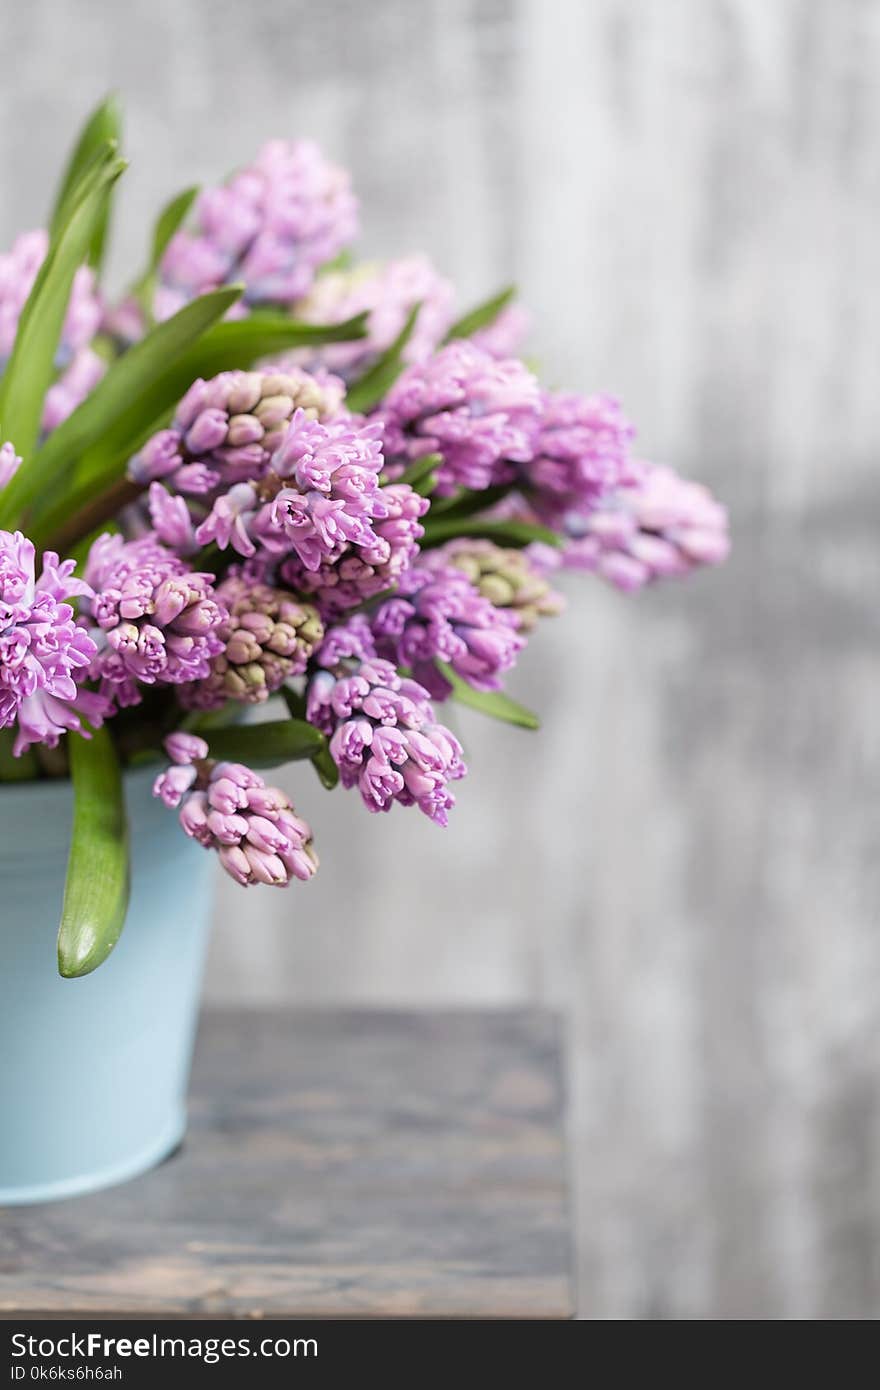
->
[280,688,339,788]
[443,285,515,343]
[147,185,199,274]
[49,94,123,269]
[383,452,441,491]
[130,185,200,319]
[421,516,562,549]
[206,718,327,769]
[436,661,540,730]
[66,310,371,492]
[0,146,126,498]
[423,482,510,520]
[345,302,421,413]
[27,286,243,543]
[58,727,130,978]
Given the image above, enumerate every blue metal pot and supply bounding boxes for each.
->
[0,766,214,1204]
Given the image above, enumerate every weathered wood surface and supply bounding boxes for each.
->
[0,1010,572,1319]
[2,0,880,1319]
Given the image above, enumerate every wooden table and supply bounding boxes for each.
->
[0,1010,572,1319]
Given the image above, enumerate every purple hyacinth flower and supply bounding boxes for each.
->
[0,529,108,754]
[371,561,525,699]
[153,735,319,888]
[155,140,358,316]
[307,635,466,825]
[379,340,542,495]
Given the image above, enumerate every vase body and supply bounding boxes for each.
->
[0,767,214,1205]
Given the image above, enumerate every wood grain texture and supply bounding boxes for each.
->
[1,0,879,1319]
[0,1010,572,1319]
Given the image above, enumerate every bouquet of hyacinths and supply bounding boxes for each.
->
[0,98,729,979]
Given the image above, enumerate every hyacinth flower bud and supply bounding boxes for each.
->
[180,576,324,711]
[430,538,565,632]
[153,736,318,889]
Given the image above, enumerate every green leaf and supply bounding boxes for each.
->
[0,146,126,498]
[281,688,339,789]
[421,516,562,549]
[345,302,421,413]
[26,285,243,546]
[423,481,511,520]
[317,249,354,276]
[148,185,200,273]
[49,94,123,270]
[58,726,130,978]
[437,661,540,730]
[384,452,441,492]
[443,285,515,343]
[310,744,340,790]
[205,718,327,769]
[130,185,200,318]
[64,309,370,498]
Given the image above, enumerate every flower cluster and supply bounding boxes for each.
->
[291,254,456,377]
[154,732,318,887]
[434,538,564,632]
[371,561,525,699]
[380,340,542,494]
[0,116,731,931]
[82,534,226,706]
[558,461,731,591]
[0,229,105,432]
[155,140,358,319]
[180,576,323,710]
[524,392,635,524]
[0,530,105,754]
[308,631,465,824]
[132,365,429,615]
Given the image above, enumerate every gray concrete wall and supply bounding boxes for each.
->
[3,0,879,1318]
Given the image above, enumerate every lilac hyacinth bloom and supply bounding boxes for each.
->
[244,413,389,569]
[280,480,428,614]
[308,632,466,824]
[524,391,635,524]
[82,533,226,702]
[0,530,107,754]
[0,229,105,431]
[290,255,456,376]
[380,340,542,495]
[153,734,318,888]
[0,441,21,489]
[131,368,346,494]
[130,368,348,555]
[371,561,525,700]
[558,461,731,592]
[155,140,358,319]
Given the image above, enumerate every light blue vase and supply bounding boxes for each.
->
[0,766,215,1205]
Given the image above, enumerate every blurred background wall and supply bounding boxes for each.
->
[3,0,880,1320]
